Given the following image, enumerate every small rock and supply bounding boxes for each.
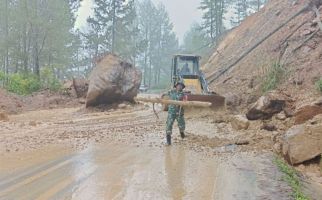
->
[292,76,304,85]
[78,99,86,104]
[313,97,322,106]
[231,115,250,130]
[246,95,258,105]
[297,164,305,171]
[0,112,9,121]
[261,124,277,131]
[234,139,250,145]
[29,121,37,126]
[118,103,127,109]
[273,142,282,153]
[284,107,294,117]
[276,111,287,120]
[301,29,313,36]
[224,93,241,108]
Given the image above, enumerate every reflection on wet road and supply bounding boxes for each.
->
[0,144,291,200]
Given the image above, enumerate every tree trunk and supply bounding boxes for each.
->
[5,0,9,79]
[111,0,116,53]
[134,97,212,108]
[23,0,29,74]
[34,44,40,78]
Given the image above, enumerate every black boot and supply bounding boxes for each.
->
[180,132,185,139]
[166,135,171,145]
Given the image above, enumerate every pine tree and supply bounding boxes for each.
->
[230,0,267,26]
[0,0,76,83]
[85,0,138,61]
[199,0,226,43]
[137,0,178,87]
[183,23,211,55]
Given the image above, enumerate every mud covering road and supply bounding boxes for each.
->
[0,103,293,199]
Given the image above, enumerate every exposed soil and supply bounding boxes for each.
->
[204,0,322,110]
[202,0,322,195]
[0,88,24,114]
[0,88,83,114]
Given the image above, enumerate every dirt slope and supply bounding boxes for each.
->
[0,89,23,114]
[0,89,82,114]
[204,0,322,109]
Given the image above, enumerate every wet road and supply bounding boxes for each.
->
[0,145,218,200]
[0,105,293,200]
[0,144,292,200]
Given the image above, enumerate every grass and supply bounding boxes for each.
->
[274,157,310,200]
[262,62,287,93]
[320,154,322,173]
[316,78,322,93]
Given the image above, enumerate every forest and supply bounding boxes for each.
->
[0,0,266,94]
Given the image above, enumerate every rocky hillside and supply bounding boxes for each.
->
[203,0,322,186]
[204,0,322,109]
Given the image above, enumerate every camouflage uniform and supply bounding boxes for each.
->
[166,89,186,136]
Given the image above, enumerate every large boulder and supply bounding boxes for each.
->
[282,115,322,165]
[246,92,286,120]
[86,54,142,107]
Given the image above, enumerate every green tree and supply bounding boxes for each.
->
[183,23,211,55]
[137,0,178,87]
[230,0,267,26]
[0,0,77,93]
[199,0,226,43]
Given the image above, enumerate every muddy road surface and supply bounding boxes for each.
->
[0,104,293,199]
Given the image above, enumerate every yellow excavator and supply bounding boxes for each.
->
[161,54,225,111]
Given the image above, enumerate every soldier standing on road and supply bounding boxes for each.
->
[166,82,187,145]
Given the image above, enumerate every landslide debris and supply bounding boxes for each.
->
[86,54,142,107]
[204,0,322,111]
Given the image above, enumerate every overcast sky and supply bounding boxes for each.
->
[75,0,203,43]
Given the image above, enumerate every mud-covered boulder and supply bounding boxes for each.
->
[86,54,142,107]
[231,115,250,130]
[73,78,89,98]
[294,104,322,125]
[282,115,322,165]
[246,92,286,120]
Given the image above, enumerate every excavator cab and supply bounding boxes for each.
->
[162,54,225,110]
[171,54,210,94]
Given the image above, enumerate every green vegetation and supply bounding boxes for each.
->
[0,73,40,95]
[320,154,322,173]
[316,78,322,93]
[262,62,286,92]
[274,157,309,200]
[0,69,61,95]
[1,0,269,92]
